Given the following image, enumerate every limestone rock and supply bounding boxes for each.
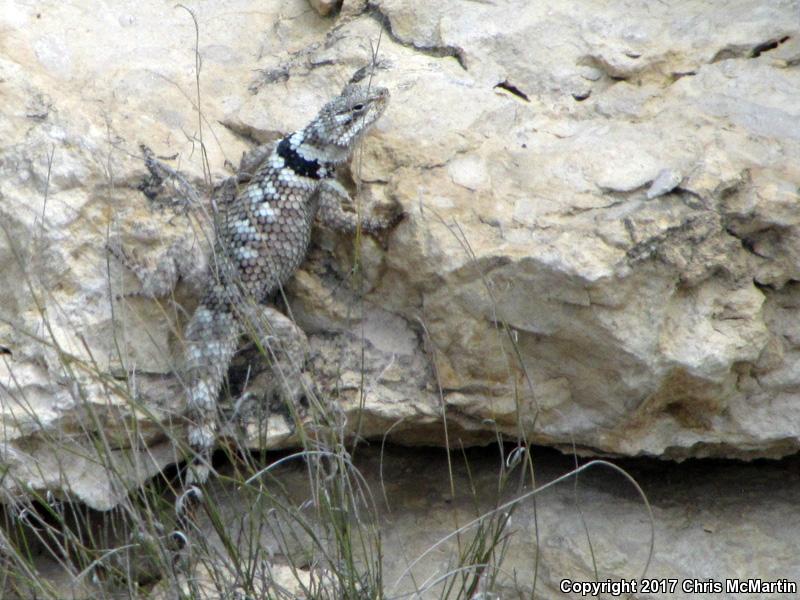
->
[1,0,800,511]
[144,447,800,599]
[149,560,315,600]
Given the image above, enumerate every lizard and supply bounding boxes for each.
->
[180,80,396,511]
[110,79,397,519]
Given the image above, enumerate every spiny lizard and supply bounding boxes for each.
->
[182,80,396,503]
[111,80,397,518]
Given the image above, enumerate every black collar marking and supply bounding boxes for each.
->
[277,138,333,180]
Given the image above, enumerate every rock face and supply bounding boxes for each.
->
[1,0,800,509]
[167,446,800,600]
[19,447,800,599]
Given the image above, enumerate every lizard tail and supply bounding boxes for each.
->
[180,300,242,493]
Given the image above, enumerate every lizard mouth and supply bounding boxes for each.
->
[371,86,390,110]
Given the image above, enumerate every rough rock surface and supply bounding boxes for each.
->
[29,447,800,599]
[234,447,800,598]
[1,0,799,509]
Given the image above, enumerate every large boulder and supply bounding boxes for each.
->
[1,0,799,509]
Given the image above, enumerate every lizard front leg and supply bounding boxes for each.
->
[316,179,401,234]
[138,144,202,209]
[106,238,206,300]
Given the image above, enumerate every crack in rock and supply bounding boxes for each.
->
[367,3,468,70]
[711,35,792,62]
[494,80,529,102]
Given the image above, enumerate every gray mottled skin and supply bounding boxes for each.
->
[180,83,393,502]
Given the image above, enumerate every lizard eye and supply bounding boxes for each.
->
[352,103,365,112]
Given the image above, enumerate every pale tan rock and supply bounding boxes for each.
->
[136,447,800,599]
[1,0,800,512]
[149,560,315,600]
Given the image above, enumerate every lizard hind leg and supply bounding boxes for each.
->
[176,302,313,523]
[241,305,309,374]
[236,305,317,421]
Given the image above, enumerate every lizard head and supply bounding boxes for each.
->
[306,83,390,159]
